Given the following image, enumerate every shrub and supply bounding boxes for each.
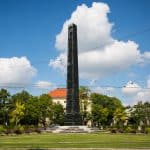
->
[130,129,136,134]
[24,128,32,134]
[125,126,136,134]
[14,126,24,135]
[110,128,117,133]
[125,127,132,133]
[145,127,150,134]
[34,128,41,134]
[14,129,22,135]
[5,129,14,135]
[118,128,124,133]
[0,126,6,134]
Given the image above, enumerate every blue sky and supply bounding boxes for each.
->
[0,0,150,105]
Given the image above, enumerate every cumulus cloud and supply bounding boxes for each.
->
[50,2,146,79]
[49,53,67,74]
[92,86,115,97]
[141,52,150,64]
[55,2,113,52]
[0,57,36,86]
[79,40,140,78]
[135,78,150,103]
[135,90,150,103]
[147,78,150,88]
[35,81,53,89]
[122,81,141,96]
[122,80,150,105]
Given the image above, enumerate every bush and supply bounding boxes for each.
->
[118,128,124,133]
[145,127,150,134]
[130,129,136,134]
[24,128,32,134]
[0,125,6,134]
[125,126,136,134]
[14,126,24,135]
[125,127,132,133]
[14,129,22,135]
[5,129,14,135]
[110,128,117,133]
[34,128,41,134]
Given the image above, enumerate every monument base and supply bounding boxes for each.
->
[45,125,99,133]
[64,113,82,125]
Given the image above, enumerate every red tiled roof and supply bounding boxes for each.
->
[48,88,67,99]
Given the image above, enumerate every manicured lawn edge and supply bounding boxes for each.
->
[0,133,150,149]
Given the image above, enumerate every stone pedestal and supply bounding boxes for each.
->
[48,126,98,133]
[65,113,82,125]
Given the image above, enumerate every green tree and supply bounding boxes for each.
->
[92,104,109,127]
[9,90,31,126]
[23,96,39,125]
[38,94,53,128]
[91,93,123,128]
[129,101,150,129]
[11,90,31,105]
[52,103,64,125]
[79,86,91,125]
[10,101,25,126]
[113,108,127,128]
[0,89,10,125]
[23,94,53,127]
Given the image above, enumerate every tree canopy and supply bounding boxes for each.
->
[90,93,124,127]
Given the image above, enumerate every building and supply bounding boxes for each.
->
[49,88,91,111]
[48,87,92,126]
[48,88,67,109]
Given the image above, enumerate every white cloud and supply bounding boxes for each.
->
[50,2,145,79]
[122,81,141,96]
[0,57,36,86]
[143,51,150,59]
[122,80,150,105]
[35,81,53,89]
[135,90,150,103]
[55,2,113,52]
[142,52,150,64]
[79,40,140,78]
[134,77,150,103]
[147,78,150,88]
[49,53,67,74]
[93,86,115,97]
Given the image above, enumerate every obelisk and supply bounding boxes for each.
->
[65,23,82,125]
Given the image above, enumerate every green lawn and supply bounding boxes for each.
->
[0,133,150,149]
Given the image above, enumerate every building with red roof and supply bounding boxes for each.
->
[48,87,92,126]
[48,88,67,108]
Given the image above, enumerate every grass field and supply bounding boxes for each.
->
[0,133,150,149]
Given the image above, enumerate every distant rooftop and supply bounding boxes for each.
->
[48,88,67,99]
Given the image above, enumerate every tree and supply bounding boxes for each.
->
[52,103,64,125]
[90,93,123,127]
[0,89,10,125]
[38,94,53,128]
[129,101,150,129]
[10,101,25,126]
[23,94,53,128]
[11,90,31,105]
[23,96,39,125]
[79,86,91,125]
[8,90,31,126]
[113,108,127,128]
[92,104,109,127]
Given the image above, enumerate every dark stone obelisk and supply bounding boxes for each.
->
[65,23,82,125]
